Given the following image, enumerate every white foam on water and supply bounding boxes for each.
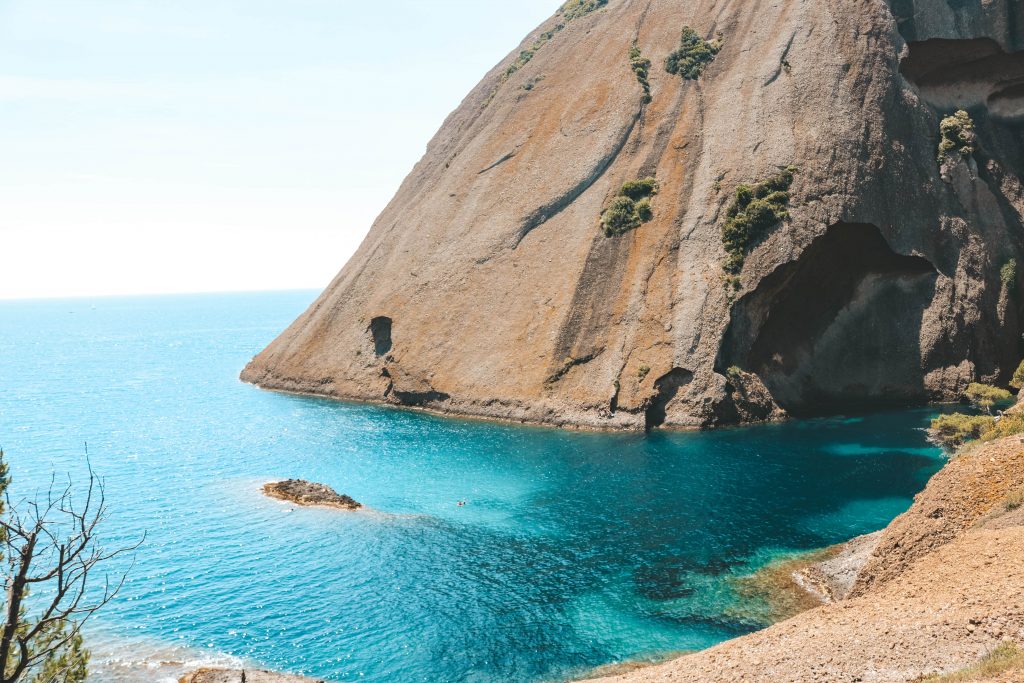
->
[84,630,245,682]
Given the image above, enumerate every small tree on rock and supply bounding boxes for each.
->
[938,110,976,180]
[965,382,1013,414]
[1011,360,1024,391]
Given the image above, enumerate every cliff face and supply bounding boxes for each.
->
[243,0,1024,430]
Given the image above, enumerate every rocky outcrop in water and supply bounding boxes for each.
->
[262,480,361,510]
[243,0,1024,430]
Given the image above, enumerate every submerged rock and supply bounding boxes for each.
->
[180,669,325,683]
[262,479,361,511]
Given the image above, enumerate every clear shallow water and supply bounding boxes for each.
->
[0,292,947,682]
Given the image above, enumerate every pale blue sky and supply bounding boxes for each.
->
[0,0,558,298]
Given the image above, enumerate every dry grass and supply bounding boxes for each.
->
[920,641,1024,681]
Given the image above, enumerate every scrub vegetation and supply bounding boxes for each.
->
[921,641,1024,682]
[965,382,1013,413]
[937,110,975,166]
[629,43,652,103]
[1012,360,1024,390]
[601,177,659,237]
[1002,258,1017,289]
[486,0,608,104]
[721,167,797,275]
[665,27,723,80]
[560,0,608,21]
[929,382,1021,448]
[929,413,997,448]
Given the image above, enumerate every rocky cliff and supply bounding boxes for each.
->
[243,0,1024,430]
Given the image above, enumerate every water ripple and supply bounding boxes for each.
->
[0,293,945,682]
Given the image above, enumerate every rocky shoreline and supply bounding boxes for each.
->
[790,529,883,604]
[262,479,362,511]
[180,669,325,683]
[582,434,1024,682]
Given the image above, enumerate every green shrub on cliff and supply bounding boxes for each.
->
[665,27,722,80]
[486,0,607,105]
[965,382,1013,413]
[629,43,652,103]
[601,177,659,236]
[1011,360,1024,390]
[721,167,797,274]
[619,176,659,200]
[560,0,608,21]
[1001,258,1017,289]
[930,410,1024,449]
[937,110,975,166]
[602,196,643,235]
[929,413,995,448]
[980,413,1024,442]
[503,29,560,81]
[635,198,653,221]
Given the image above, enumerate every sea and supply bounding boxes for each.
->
[0,291,947,682]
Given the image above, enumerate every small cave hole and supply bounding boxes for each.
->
[369,316,393,356]
[645,368,694,431]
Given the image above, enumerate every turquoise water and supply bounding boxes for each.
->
[0,292,946,682]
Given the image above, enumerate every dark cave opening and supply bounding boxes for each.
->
[718,224,939,416]
[645,368,694,431]
[369,316,393,356]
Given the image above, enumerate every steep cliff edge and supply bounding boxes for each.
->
[243,0,1024,430]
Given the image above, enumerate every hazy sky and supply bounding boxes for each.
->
[0,0,557,299]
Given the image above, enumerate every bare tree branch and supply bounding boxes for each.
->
[0,456,142,683]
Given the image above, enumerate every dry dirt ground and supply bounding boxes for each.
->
[583,435,1024,683]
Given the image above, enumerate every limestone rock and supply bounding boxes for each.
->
[262,480,361,510]
[243,0,1024,430]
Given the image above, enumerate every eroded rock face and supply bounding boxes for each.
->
[243,0,1024,430]
[718,223,940,415]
